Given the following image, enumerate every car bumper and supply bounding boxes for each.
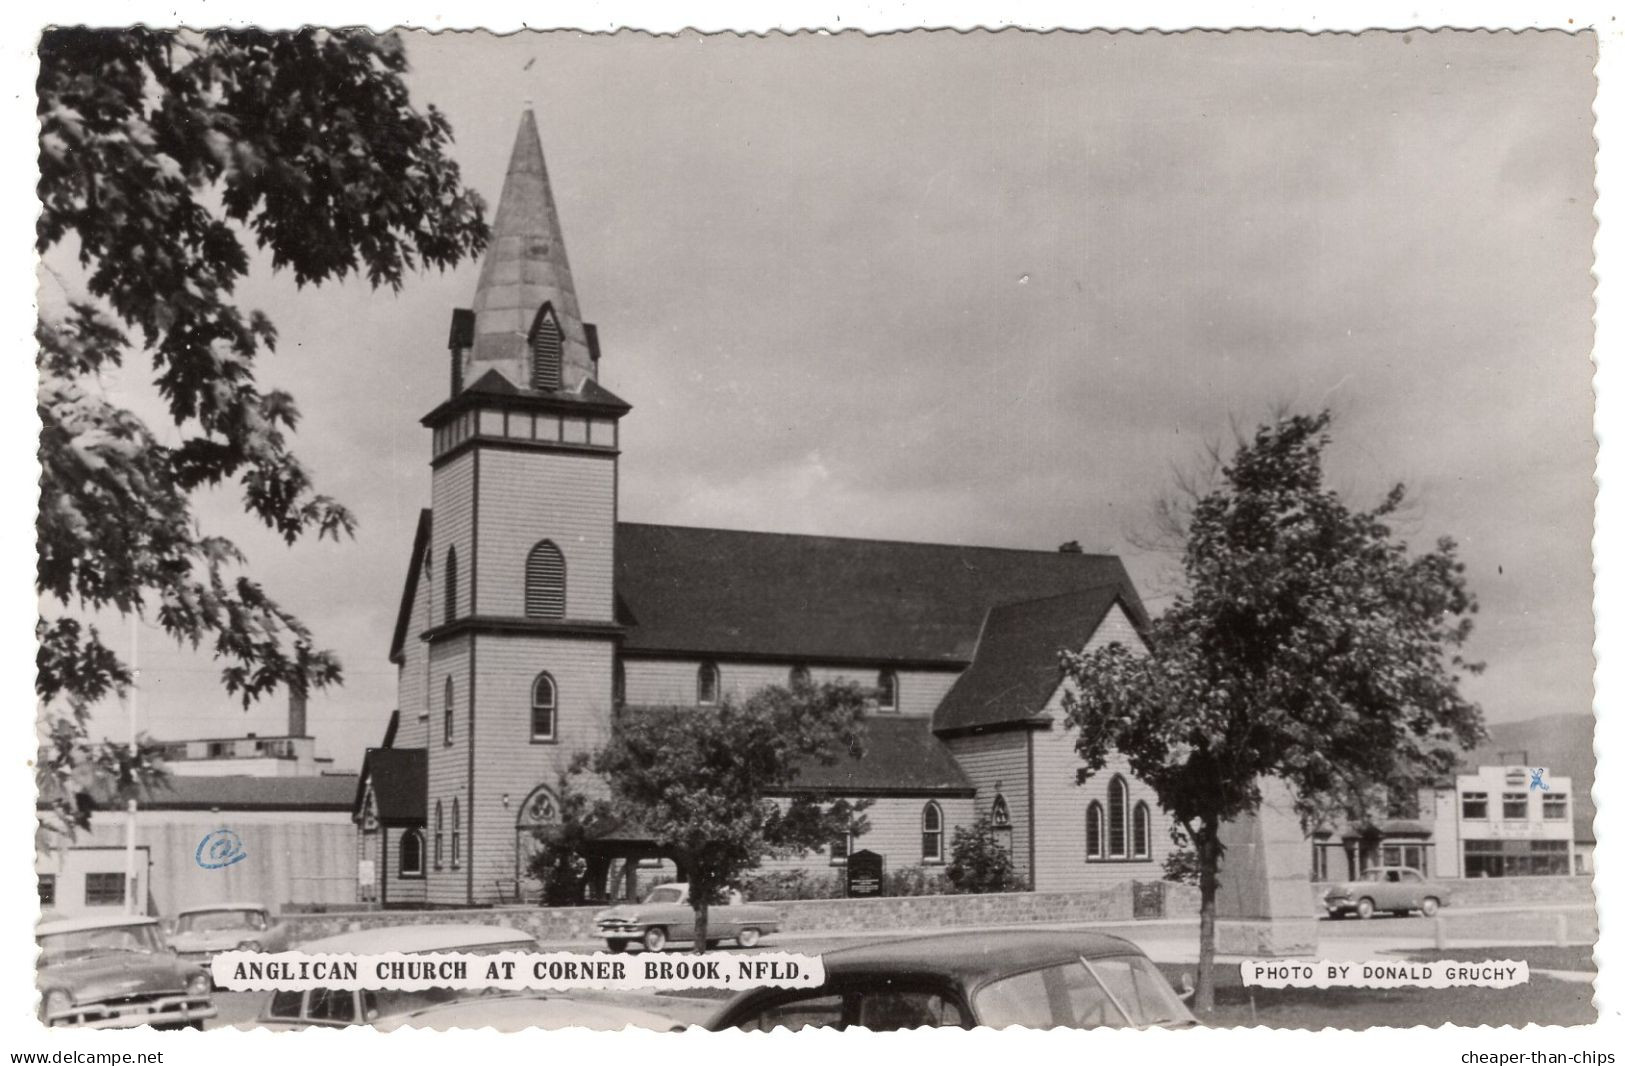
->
[596,923,646,937]
[47,996,218,1029]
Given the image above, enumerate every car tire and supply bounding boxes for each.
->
[1356,897,1376,920]
[642,927,668,952]
[606,939,628,953]
[737,927,761,948]
[1326,910,1345,921]
[1420,897,1440,918]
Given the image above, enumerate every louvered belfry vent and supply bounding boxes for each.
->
[525,541,566,619]
[530,306,563,391]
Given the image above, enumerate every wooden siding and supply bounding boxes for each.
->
[426,635,472,906]
[429,453,474,625]
[755,795,975,878]
[475,449,616,622]
[944,730,1033,883]
[384,826,428,905]
[466,633,617,903]
[395,543,433,750]
[624,658,958,716]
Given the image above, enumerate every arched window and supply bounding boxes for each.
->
[697,662,720,706]
[524,541,566,620]
[443,677,455,746]
[530,304,563,391]
[530,673,557,742]
[789,665,811,688]
[516,786,559,875]
[1108,776,1129,859]
[1086,801,1104,860]
[876,669,898,712]
[1132,801,1152,860]
[921,802,944,863]
[612,660,626,710]
[399,829,425,878]
[443,548,458,625]
[451,798,462,869]
[991,794,1011,828]
[434,800,444,869]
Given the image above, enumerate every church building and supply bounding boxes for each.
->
[354,110,1170,908]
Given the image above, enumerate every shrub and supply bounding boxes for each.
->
[945,814,1028,893]
[740,869,843,902]
[886,864,952,897]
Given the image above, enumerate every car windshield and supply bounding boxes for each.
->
[38,924,162,963]
[1085,955,1198,1028]
[974,961,1131,1029]
[368,986,510,1018]
[177,910,267,934]
[1360,870,1384,882]
[644,887,683,905]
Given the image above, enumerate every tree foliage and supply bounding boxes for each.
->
[944,814,1026,894]
[36,28,488,840]
[589,681,872,951]
[1062,411,1485,1011]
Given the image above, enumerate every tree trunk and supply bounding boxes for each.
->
[1195,833,1221,1015]
[692,899,709,955]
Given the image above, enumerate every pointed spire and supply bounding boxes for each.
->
[464,109,593,392]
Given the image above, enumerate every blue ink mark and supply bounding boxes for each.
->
[1529,768,1550,792]
[196,829,248,869]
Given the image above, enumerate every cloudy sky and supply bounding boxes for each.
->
[60,29,1598,770]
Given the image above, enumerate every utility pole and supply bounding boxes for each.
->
[124,619,139,915]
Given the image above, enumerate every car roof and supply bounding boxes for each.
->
[37,914,161,936]
[176,902,269,915]
[296,924,537,954]
[817,929,1148,982]
[376,994,682,1032]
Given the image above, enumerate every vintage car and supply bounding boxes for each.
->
[36,914,216,1029]
[706,930,1197,1031]
[1320,865,1453,919]
[169,902,290,982]
[372,993,686,1032]
[593,883,781,952]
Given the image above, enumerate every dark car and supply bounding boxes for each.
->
[36,915,216,1029]
[706,930,1197,1031]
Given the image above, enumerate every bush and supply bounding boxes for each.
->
[740,869,843,902]
[886,864,953,897]
[945,814,1028,893]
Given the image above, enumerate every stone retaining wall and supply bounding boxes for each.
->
[1424,875,1593,907]
[278,881,1203,947]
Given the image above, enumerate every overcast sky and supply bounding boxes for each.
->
[59,29,1598,771]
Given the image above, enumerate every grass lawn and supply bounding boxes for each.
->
[1404,945,1596,973]
[1157,962,1596,1029]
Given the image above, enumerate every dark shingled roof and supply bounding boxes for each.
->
[615,523,1143,665]
[389,510,433,665]
[779,715,974,796]
[62,774,360,813]
[932,585,1142,735]
[354,748,428,825]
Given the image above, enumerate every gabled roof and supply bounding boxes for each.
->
[389,510,433,665]
[932,584,1142,735]
[419,368,632,428]
[777,715,974,796]
[354,748,428,825]
[614,523,1143,666]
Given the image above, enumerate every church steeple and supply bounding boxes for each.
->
[456,108,596,394]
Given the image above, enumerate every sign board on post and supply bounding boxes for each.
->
[846,849,885,898]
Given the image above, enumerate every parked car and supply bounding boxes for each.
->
[594,883,781,952]
[705,929,1197,1031]
[1320,865,1453,919]
[252,924,679,1032]
[36,914,216,1029]
[169,902,290,983]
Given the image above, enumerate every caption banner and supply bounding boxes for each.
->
[213,951,823,992]
[1241,959,1530,989]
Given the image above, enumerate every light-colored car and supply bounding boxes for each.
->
[373,993,685,1032]
[36,914,216,1029]
[594,883,782,952]
[1321,865,1453,919]
[706,929,1197,1031]
[169,902,289,981]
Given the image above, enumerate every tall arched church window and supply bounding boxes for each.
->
[697,662,720,706]
[451,798,462,869]
[443,677,455,746]
[516,786,560,876]
[434,800,445,869]
[1132,801,1152,860]
[1086,801,1104,860]
[530,304,563,391]
[921,802,944,863]
[399,829,425,878]
[613,660,626,710]
[531,673,557,742]
[525,541,566,620]
[876,669,898,712]
[1108,776,1129,859]
[444,548,458,625]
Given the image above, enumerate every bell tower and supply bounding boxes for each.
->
[418,108,629,906]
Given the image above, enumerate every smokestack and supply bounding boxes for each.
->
[289,689,308,738]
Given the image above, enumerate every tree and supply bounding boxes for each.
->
[36,29,488,841]
[944,814,1026,894]
[1061,411,1486,1013]
[588,681,871,952]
